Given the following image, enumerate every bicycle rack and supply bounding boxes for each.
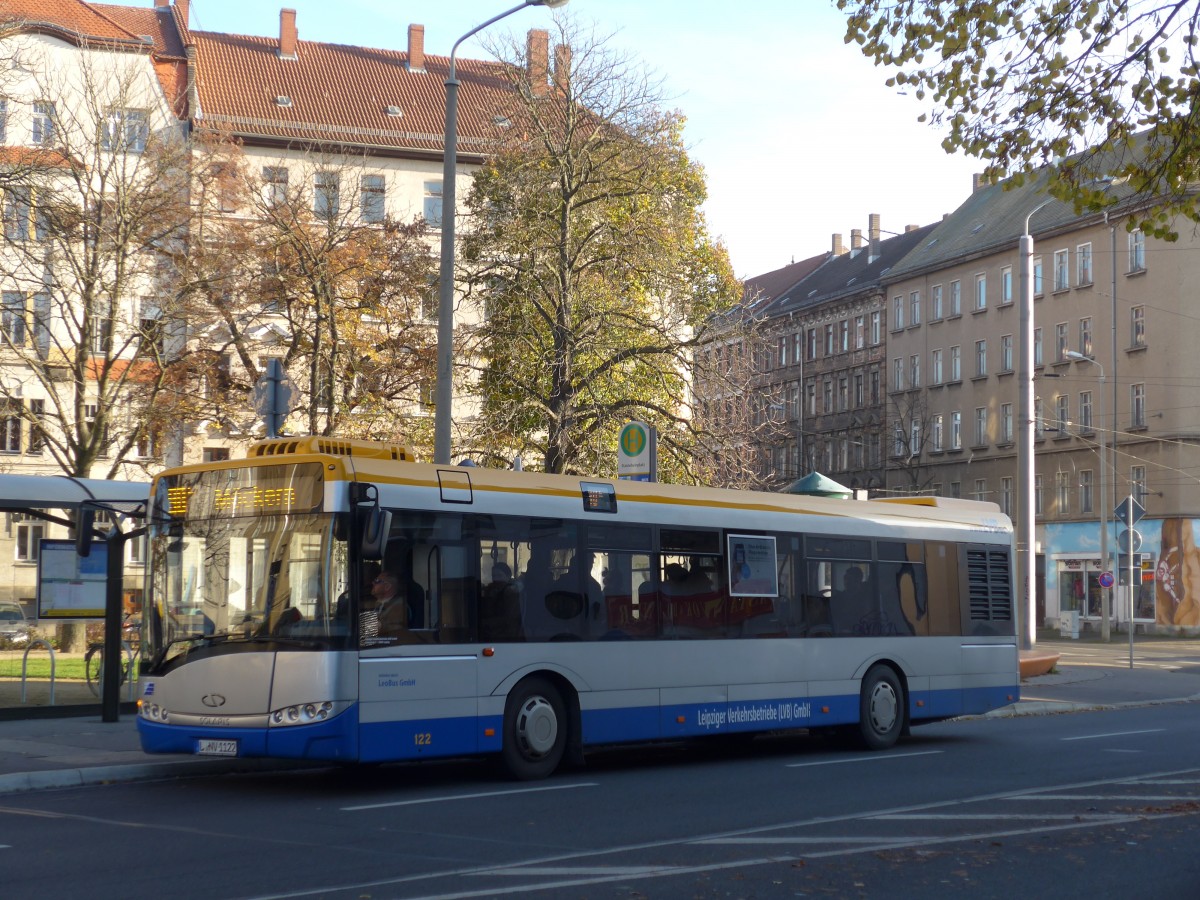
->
[122,640,138,702]
[20,640,56,705]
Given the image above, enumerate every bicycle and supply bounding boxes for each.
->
[84,641,137,698]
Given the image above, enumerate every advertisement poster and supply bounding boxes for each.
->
[727,534,778,597]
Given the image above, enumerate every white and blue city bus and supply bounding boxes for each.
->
[137,437,1019,779]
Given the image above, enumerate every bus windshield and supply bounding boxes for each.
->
[143,463,349,665]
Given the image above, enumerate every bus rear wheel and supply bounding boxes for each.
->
[501,677,567,780]
[857,664,904,751]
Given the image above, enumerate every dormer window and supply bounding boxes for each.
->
[275,95,292,108]
[492,115,512,128]
[385,105,402,118]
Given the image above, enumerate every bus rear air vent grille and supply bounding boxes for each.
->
[966,549,1013,622]
[248,436,412,461]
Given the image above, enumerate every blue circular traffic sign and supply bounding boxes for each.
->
[1098,571,1115,589]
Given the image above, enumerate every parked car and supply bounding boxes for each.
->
[0,601,30,644]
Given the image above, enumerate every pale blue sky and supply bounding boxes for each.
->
[181,0,981,278]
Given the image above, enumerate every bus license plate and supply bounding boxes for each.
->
[196,739,238,757]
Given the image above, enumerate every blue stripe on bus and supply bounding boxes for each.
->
[139,681,1019,763]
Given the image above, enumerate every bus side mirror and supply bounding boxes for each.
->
[76,508,95,558]
[361,507,391,561]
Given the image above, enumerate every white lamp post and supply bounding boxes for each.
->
[1065,349,1110,641]
[1017,196,1055,650]
[434,0,570,465]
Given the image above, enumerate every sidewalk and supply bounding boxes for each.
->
[1,634,1199,795]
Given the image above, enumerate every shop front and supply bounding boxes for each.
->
[1043,521,1157,633]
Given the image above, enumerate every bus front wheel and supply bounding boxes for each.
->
[857,665,904,751]
[501,677,567,780]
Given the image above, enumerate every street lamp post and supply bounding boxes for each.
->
[1065,349,1110,641]
[1017,197,1055,651]
[434,0,569,465]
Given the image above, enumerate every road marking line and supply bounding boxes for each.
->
[340,782,597,811]
[699,836,919,844]
[1061,729,1165,742]
[1007,794,1188,802]
[478,865,681,877]
[874,813,1124,821]
[785,750,942,768]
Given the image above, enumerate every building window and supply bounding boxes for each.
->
[931,284,943,320]
[1055,322,1068,361]
[1001,402,1013,442]
[949,280,961,316]
[1131,465,1148,507]
[360,174,386,223]
[1035,473,1044,516]
[1080,391,1093,431]
[1129,229,1146,272]
[973,478,987,502]
[910,418,922,455]
[423,180,443,228]
[13,513,42,563]
[824,323,835,355]
[28,398,44,455]
[974,273,987,310]
[262,166,288,207]
[1131,305,1145,347]
[1033,256,1044,296]
[853,373,863,407]
[1035,398,1045,439]
[1080,469,1094,513]
[974,339,987,377]
[1054,249,1069,290]
[823,378,833,413]
[32,101,55,146]
[893,422,905,458]
[1000,265,1012,304]
[3,187,30,241]
[1001,334,1013,372]
[202,447,230,462]
[1056,471,1071,515]
[838,375,849,410]
[101,109,148,152]
[1079,317,1093,356]
[870,311,882,344]
[777,335,787,369]
[1000,476,1013,516]
[1,291,25,346]
[806,328,817,360]
[950,481,961,499]
[950,411,962,449]
[892,295,904,330]
[931,348,943,384]
[806,381,816,415]
[950,345,961,382]
[1131,382,1146,427]
[869,369,880,404]
[892,357,903,391]
[974,407,988,446]
[1055,394,1069,434]
[314,171,340,218]
[1077,242,1093,285]
[909,291,921,326]
[932,414,943,451]
[909,354,920,388]
[0,400,21,453]
[1034,327,1044,366]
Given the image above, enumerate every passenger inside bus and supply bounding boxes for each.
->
[480,561,523,641]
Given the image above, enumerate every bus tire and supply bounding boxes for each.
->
[857,664,904,751]
[501,677,567,780]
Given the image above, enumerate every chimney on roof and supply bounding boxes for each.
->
[832,233,844,256]
[850,228,863,250]
[905,224,919,232]
[154,0,168,8]
[407,24,425,72]
[185,44,198,118]
[868,213,881,263]
[176,0,189,27]
[279,8,298,60]
[972,172,986,193]
[528,29,549,97]
[553,43,571,92]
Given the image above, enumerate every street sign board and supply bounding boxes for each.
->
[1118,528,1142,553]
[1098,571,1115,589]
[617,421,654,481]
[1114,495,1145,525]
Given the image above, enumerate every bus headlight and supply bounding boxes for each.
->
[138,701,170,723]
[269,701,335,727]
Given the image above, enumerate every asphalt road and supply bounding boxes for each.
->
[4,703,1200,900]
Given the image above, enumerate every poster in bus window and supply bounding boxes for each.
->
[727,534,778,597]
